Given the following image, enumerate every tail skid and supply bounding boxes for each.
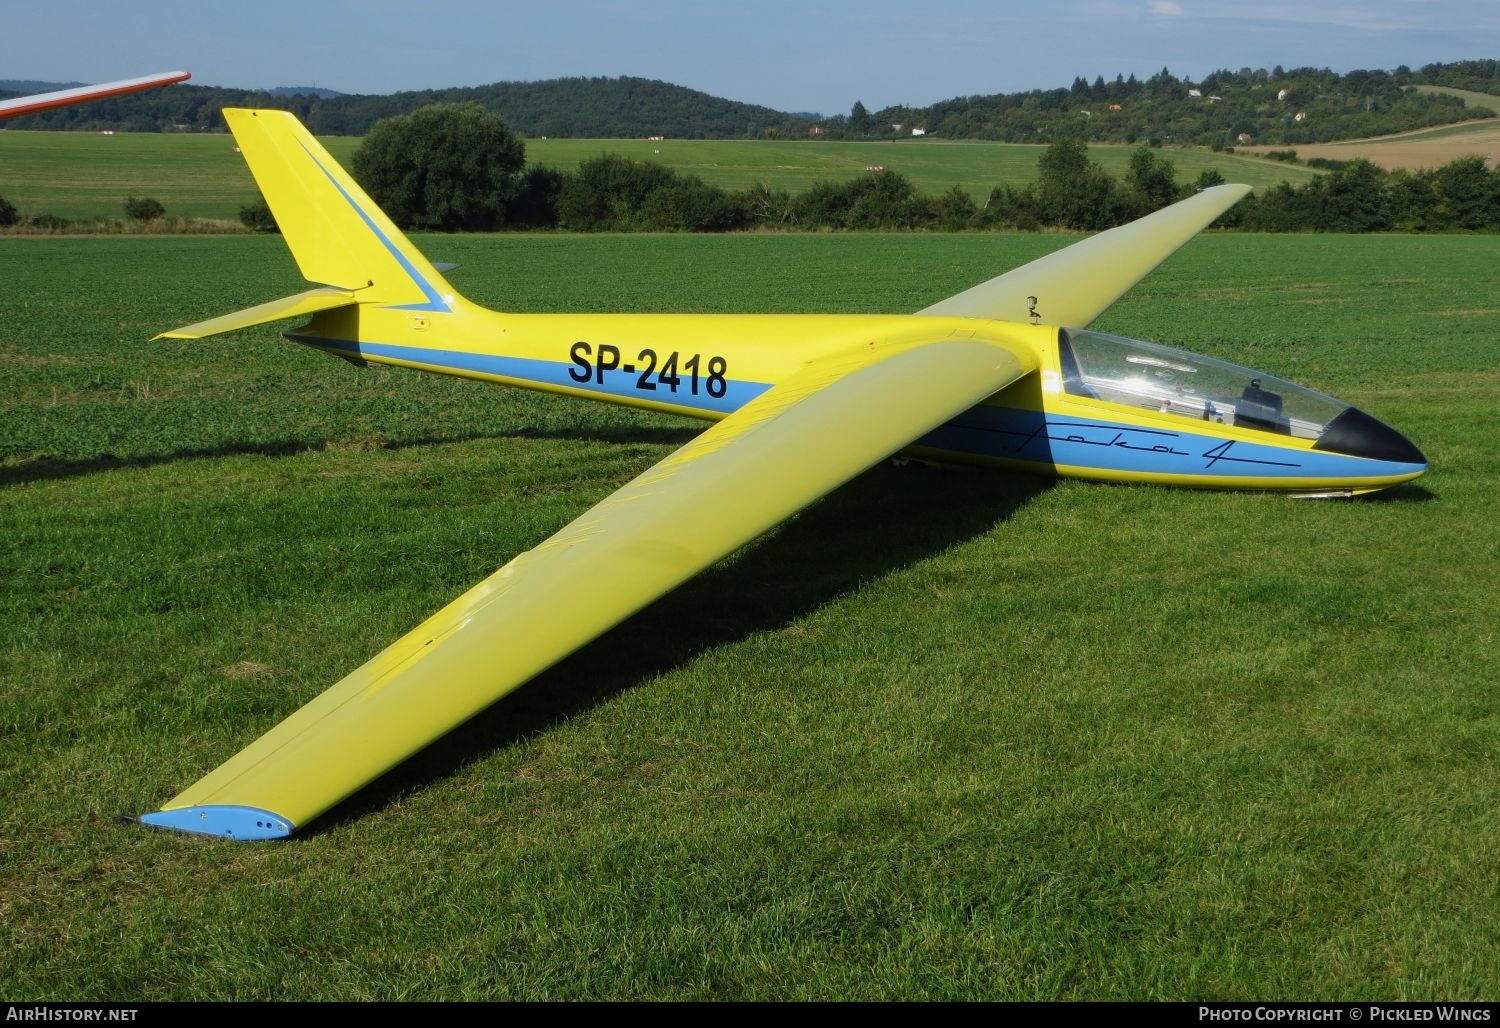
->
[157,109,464,341]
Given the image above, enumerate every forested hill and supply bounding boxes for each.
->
[851,61,1500,146]
[0,76,812,139]
[1,60,1496,142]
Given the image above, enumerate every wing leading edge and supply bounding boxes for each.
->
[141,331,1034,838]
[918,184,1251,327]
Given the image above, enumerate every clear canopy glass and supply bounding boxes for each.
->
[1059,329,1349,440]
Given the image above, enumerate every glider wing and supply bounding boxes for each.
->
[918,184,1251,327]
[0,71,190,119]
[141,331,1034,838]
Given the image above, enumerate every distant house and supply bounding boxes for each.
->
[911,127,925,136]
[1237,132,1254,143]
[1187,88,1202,98]
[808,125,825,137]
[1293,111,1308,122]
[1108,103,1122,111]
[1277,88,1290,101]
[1208,95,1223,103]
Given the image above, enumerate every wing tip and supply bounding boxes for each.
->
[138,804,295,841]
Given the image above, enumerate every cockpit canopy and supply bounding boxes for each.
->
[1059,328,1349,440]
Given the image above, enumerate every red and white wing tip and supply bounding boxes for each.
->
[0,71,191,120]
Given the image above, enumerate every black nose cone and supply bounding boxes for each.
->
[1313,407,1426,465]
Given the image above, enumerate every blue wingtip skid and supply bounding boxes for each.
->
[139,805,295,841]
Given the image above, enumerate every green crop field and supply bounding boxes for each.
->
[2,230,1497,1000]
[0,130,1315,221]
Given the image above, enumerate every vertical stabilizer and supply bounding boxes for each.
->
[224,108,459,312]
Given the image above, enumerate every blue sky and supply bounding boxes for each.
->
[2,1,1496,116]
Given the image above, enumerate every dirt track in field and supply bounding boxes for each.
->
[1241,120,1500,171]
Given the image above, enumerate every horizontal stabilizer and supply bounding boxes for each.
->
[154,287,356,340]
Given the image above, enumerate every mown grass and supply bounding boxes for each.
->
[1,232,1497,1000]
[0,130,1315,222]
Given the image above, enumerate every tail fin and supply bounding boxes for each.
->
[157,108,460,340]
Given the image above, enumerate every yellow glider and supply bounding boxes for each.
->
[141,110,1423,840]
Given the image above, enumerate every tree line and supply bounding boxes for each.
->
[0,76,811,140]
[839,63,1494,148]
[7,103,1493,235]
[324,105,1500,236]
[3,60,1496,145]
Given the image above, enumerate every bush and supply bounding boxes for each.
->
[0,194,17,227]
[27,213,70,230]
[556,155,676,231]
[927,185,979,231]
[792,171,926,230]
[507,166,566,229]
[1125,145,1185,215]
[977,184,1043,230]
[844,170,926,229]
[124,196,165,221]
[637,175,746,231]
[792,179,858,228]
[1037,138,1129,229]
[741,183,798,227]
[352,103,525,231]
[238,198,278,232]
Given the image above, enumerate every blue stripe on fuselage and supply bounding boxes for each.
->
[296,140,452,314]
[918,404,1425,481]
[289,335,771,416]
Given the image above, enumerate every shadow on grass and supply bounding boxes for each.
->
[0,424,699,487]
[1359,483,1436,503]
[310,463,1055,836]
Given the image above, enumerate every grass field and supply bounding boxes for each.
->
[520,136,1314,201]
[2,231,1498,1000]
[0,130,1315,221]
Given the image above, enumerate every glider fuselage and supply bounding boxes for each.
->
[288,302,1426,497]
